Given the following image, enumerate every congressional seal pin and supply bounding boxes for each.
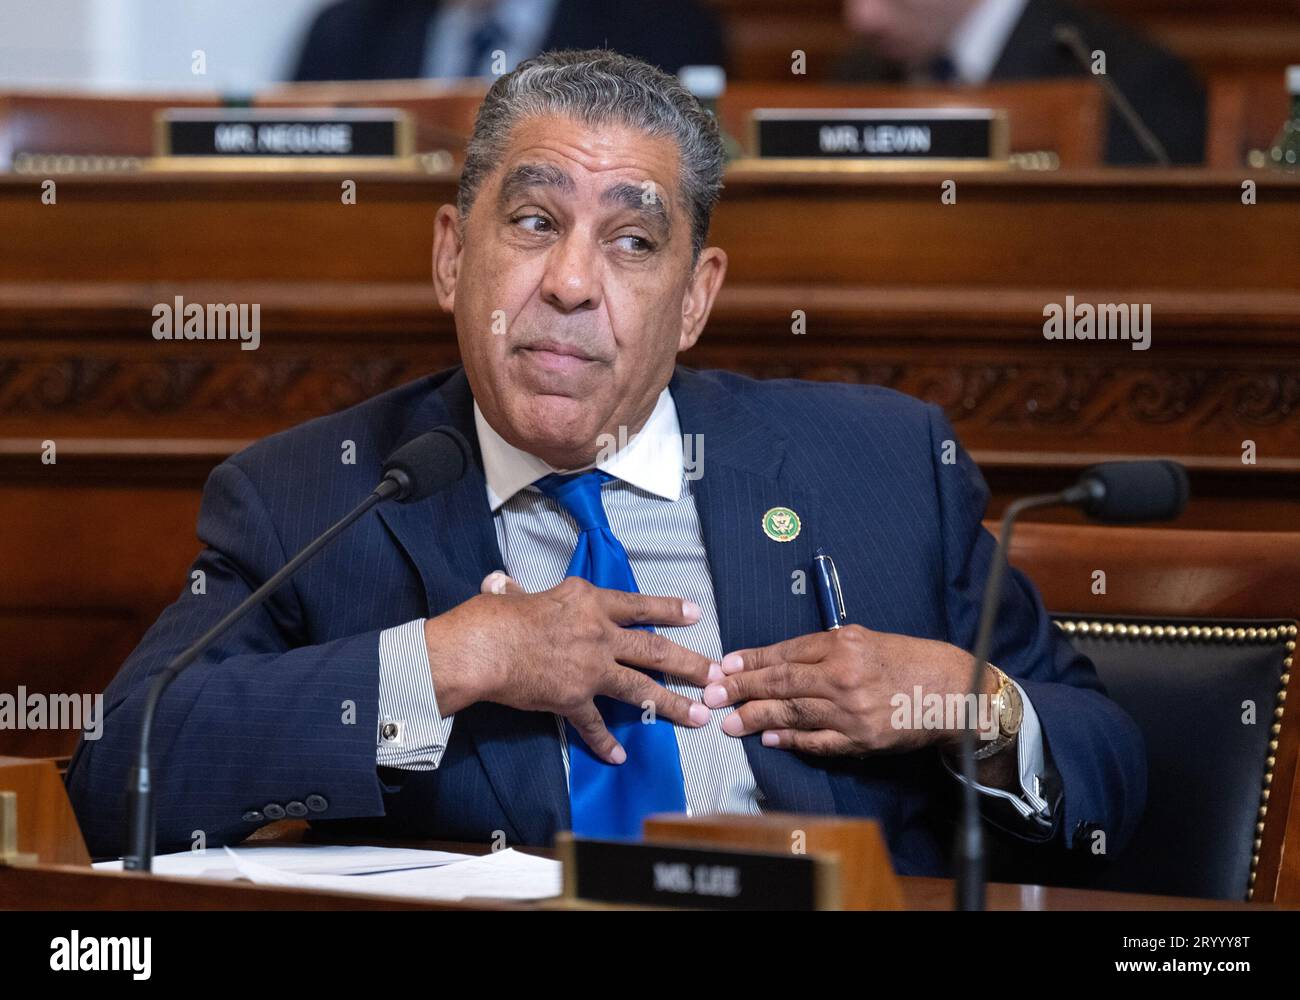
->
[762,506,801,542]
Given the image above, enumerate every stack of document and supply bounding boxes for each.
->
[95,844,562,902]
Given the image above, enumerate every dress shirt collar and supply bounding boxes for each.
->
[473,387,685,511]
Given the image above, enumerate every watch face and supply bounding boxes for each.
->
[999,679,1024,734]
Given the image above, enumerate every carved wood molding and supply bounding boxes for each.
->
[1,354,1295,452]
[2,282,1297,473]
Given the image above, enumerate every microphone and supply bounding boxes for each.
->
[954,460,1188,910]
[380,427,473,502]
[123,426,471,871]
[1068,459,1189,523]
[1053,23,1171,166]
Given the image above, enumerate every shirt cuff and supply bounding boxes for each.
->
[942,679,1053,827]
[376,618,454,771]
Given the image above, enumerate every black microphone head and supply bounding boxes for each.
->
[382,427,472,502]
[1077,460,1189,523]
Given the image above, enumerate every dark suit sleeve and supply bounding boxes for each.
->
[926,404,1147,859]
[289,0,434,82]
[290,2,349,82]
[592,0,728,75]
[649,0,728,73]
[65,459,390,858]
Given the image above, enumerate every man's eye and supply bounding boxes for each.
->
[612,234,654,253]
[512,214,552,233]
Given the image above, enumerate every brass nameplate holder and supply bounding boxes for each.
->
[0,791,38,867]
[643,812,904,910]
[742,107,1009,172]
[556,812,903,910]
[0,756,92,866]
[558,832,840,910]
[150,107,416,172]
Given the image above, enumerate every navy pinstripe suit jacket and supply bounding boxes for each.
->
[66,365,1146,876]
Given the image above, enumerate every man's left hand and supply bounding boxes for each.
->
[703,625,998,758]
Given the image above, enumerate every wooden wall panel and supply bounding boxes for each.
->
[3,170,1297,486]
[0,485,202,757]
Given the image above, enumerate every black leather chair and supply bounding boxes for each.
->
[1052,615,1295,900]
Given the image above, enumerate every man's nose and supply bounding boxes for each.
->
[539,232,602,312]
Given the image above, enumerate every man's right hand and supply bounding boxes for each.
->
[421,572,718,763]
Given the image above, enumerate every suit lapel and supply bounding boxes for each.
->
[375,368,569,845]
[671,368,838,815]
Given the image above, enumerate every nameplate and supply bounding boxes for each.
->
[750,108,1007,163]
[153,108,413,167]
[558,834,840,910]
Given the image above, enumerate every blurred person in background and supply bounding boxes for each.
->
[292,0,727,82]
[833,0,1206,164]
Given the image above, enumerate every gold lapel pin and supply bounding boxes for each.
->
[761,506,801,542]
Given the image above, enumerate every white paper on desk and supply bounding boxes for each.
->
[223,846,563,902]
[93,844,471,879]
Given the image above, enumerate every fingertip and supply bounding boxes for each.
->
[682,600,701,623]
[609,744,627,765]
[721,652,744,674]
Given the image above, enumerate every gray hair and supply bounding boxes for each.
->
[457,48,725,263]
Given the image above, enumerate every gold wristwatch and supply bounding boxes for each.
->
[974,664,1024,760]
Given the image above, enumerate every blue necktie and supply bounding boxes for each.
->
[534,470,688,839]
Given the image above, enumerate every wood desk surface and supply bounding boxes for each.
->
[1,823,1282,911]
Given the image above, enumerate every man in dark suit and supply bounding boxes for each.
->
[67,49,1144,880]
[291,0,727,81]
[834,0,1206,164]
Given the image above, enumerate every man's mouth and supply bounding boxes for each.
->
[517,340,602,374]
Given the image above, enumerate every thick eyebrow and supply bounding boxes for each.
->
[496,162,673,238]
[495,162,575,207]
[599,180,672,238]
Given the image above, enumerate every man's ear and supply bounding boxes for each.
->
[432,204,463,311]
[678,245,727,352]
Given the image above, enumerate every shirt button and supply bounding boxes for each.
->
[263,803,287,820]
[305,794,328,813]
[285,801,308,817]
